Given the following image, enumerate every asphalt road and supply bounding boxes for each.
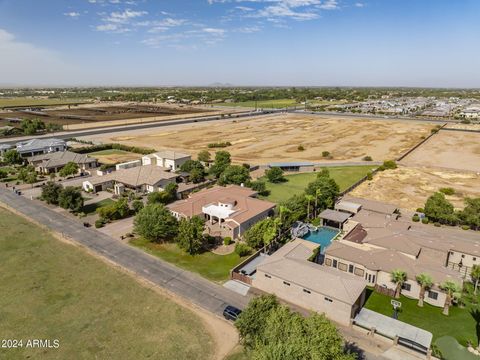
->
[0,188,249,315]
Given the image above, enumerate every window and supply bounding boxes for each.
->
[372,275,376,283]
[354,268,364,277]
[264,274,271,279]
[324,297,333,303]
[325,258,332,266]
[338,262,348,272]
[283,281,291,286]
[348,264,354,273]
[428,291,438,300]
[303,289,311,294]
[402,283,411,291]
[332,260,337,268]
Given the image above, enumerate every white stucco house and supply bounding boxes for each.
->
[142,150,191,171]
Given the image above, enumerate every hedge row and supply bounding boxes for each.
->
[71,143,156,155]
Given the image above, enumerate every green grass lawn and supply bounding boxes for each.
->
[260,166,377,203]
[0,207,213,360]
[130,238,247,283]
[81,198,115,215]
[0,98,90,108]
[364,289,480,350]
[88,149,135,156]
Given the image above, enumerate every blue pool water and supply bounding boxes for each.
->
[302,226,339,252]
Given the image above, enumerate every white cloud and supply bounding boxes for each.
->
[64,11,81,18]
[236,25,262,33]
[202,27,226,35]
[355,2,365,8]
[105,9,147,23]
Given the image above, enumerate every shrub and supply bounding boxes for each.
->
[223,237,232,246]
[434,222,441,227]
[421,217,429,224]
[265,167,285,183]
[322,151,330,158]
[207,141,231,148]
[235,243,253,257]
[95,219,105,228]
[362,156,373,161]
[366,171,373,180]
[382,160,397,170]
[416,208,424,213]
[412,214,420,222]
[297,145,305,151]
[462,225,471,230]
[439,187,455,196]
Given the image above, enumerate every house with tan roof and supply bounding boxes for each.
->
[323,203,474,307]
[252,239,367,326]
[27,151,98,174]
[142,150,191,171]
[168,185,275,239]
[82,165,179,194]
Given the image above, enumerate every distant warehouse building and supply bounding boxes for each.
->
[267,162,316,172]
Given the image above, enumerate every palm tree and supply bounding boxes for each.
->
[440,281,461,316]
[314,189,322,218]
[305,194,315,219]
[416,273,433,307]
[391,269,407,299]
[471,265,480,295]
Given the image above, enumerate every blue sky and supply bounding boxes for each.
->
[0,0,479,87]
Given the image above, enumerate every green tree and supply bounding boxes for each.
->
[218,165,250,185]
[460,198,480,230]
[391,269,407,299]
[416,273,433,307]
[41,181,63,205]
[132,199,144,214]
[179,159,205,173]
[3,149,23,165]
[244,218,276,249]
[59,162,79,177]
[22,118,45,135]
[424,192,457,225]
[305,173,339,213]
[0,168,7,179]
[209,150,231,178]
[147,183,178,205]
[440,281,461,316]
[235,294,280,349]
[134,203,178,242]
[471,265,480,295]
[305,194,314,219]
[176,216,205,255]
[189,168,205,183]
[265,167,285,183]
[248,180,268,196]
[197,150,211,163]
[58,186,84,212]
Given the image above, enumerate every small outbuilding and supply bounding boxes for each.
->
[318,209,352,229]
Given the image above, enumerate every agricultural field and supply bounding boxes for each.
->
[86,113,435,165]
[0,103,212,130]
[217,98,301,108]
[88,149,142,164]
[400,130,480,172]
[350,166,480,211]
[0,207,214,360]
[260,166,377,203]
[0,97,89,108]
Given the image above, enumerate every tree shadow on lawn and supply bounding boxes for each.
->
[470,308,480,348]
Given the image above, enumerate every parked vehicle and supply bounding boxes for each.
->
[223,305,242,321]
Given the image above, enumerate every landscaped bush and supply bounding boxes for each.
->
[95,219,105,228]
[416,207,424,213]
[439,187,455,196]
[223,237,232,246]
[72,143,156,155]
[421,217,429,224]
[235,242,252,257]
[366,171,373,180]
[462,225,471,230]
[382,160,397,170]
[412,214,420,222]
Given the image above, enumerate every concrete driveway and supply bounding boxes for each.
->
[99,216,134,240]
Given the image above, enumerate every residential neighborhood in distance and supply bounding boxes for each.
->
[1,1,480,360]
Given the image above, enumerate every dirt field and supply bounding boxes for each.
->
[84,113,435,164]
[401,130,480,172]
[0,103,211,129]
[350,166,480,211]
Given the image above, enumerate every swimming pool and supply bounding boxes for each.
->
[302,226,339,252]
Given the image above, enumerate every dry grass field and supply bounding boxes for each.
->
[88,149,142,164]
[86,113,435,164]
[400,130,480,172]
[350,166,480,211]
